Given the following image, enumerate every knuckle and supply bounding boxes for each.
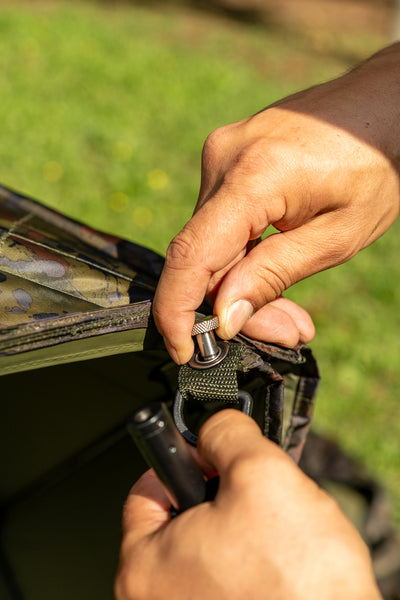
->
[202,126,230,161]
[221,142,284,210]
[254,262,290,300]
[317,231,360,267]
[165,229,199,268]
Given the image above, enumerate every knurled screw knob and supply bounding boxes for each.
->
[191,315,220,336]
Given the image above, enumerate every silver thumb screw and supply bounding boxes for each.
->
[188,316,229,369]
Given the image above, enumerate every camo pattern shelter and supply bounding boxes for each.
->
[0,184,320,599]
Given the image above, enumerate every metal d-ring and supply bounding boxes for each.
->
[173,389,253,446]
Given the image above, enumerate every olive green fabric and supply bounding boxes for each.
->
[0,352,169,600]
[178,343,246,403]
[0,306,165,376]
[0,184,161,328]
[2,436,141,600]
[177,338,319,457]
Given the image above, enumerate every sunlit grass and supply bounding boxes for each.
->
[0,1,376,252]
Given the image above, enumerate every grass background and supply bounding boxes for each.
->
[0,1,399,524]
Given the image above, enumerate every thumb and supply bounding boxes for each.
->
[122,470,170,541]
[197,409,284,482]
[215,212,354,339]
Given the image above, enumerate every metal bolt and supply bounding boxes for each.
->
[189,315,229,369]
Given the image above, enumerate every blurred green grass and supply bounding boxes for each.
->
[0,1,398,524]
[0,0,378,250]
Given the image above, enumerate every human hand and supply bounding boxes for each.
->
[153,44,400,364]
[115,410,381,600]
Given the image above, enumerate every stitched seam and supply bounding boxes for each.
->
[0,302,151,344]
[264,385,270,437]
[0,341,141,374]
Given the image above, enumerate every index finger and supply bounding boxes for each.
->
[153,198,253,364]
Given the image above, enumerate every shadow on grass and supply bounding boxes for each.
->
[95,0,383,66]
[102,0,270,25]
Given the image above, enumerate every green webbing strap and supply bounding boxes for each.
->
[178,343,246,403]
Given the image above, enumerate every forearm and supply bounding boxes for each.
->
[274,42,400,165]
[339,42,400,163]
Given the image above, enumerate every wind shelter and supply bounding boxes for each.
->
[0,184,319,599]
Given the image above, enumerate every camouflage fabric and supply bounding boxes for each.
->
[0,183,161,328]
[0,183,322,599]
[0,184,163,376]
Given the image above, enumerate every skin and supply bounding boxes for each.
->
[115,410,382,600]
[153,43,400,364]
[117,44,400,598]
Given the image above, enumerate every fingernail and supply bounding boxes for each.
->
[223,300,254,339]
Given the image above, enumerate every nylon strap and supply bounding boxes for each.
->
[178,343,246,403]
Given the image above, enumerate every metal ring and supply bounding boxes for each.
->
[173,389,253,446]
[188,340,229,369]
